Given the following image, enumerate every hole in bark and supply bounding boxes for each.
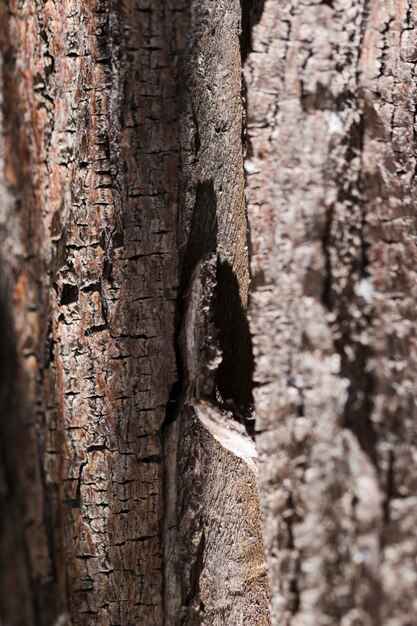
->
[112,230,124,248]
[214,260,255,436]
[60,283,79,305]
[81,282,101,294]
[103,258,113,282]
[165,180,218,423]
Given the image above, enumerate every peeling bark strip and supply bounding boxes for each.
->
[163,0,269,623]
[246,1,417,624]
[0,0,269,625]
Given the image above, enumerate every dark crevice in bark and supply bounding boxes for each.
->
[341,110,377,464]
[239,0,266,439]
[214,260,255,437]
[239,0,266,62]
[359,0,371,44]
[383,450,395,526]
[67,462,87,509]
[84,323,109,336]
[60,283,79,305]
[180,181,218,292]
[322,107,378,464]
[165,174,255,432]
[184,530,205,613]
[0,269,41,626]
[285,493,301,616]
[339,337,376,461]
[0,268,19,500]
[164,180,218,426]
[321,205,333,310]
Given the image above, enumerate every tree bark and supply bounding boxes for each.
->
[1,1,182,623]
[0,0,268,624]
[246,1,417,625]
[1,1,417,625]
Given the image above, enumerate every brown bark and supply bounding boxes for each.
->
[0,0,268,624]
[162,2,269,623]
[2,0,417,625]
[1,1,183,623]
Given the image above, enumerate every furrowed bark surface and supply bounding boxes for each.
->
[245,1,417,625]
[1,1,184,624]
[2,0,417,624]
[0,0,269,625]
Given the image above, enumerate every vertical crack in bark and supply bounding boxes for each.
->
[322,112,377,463]
[67,462,86,510]
[0,269,31,622]
[239,0,266,62]
[184,530,205,611]
[320,3,377,464]
[383,449,395,528]
[238,0,267,437]
[284,492,301,616]
[164,180,218,426]
[214,260,255,436]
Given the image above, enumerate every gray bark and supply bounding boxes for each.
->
[246,1,417,625]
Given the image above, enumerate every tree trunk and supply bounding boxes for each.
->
[246,1,417,625]
[1,1,416,625]
[0,0,268,624]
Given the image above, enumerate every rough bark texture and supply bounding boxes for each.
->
[245,1,417,625]
[1,1,184,623]
[162,2,269,623]
[2,0,417,625]
[0,0,268,625]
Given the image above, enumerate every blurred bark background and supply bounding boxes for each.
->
[1,1,417,625]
